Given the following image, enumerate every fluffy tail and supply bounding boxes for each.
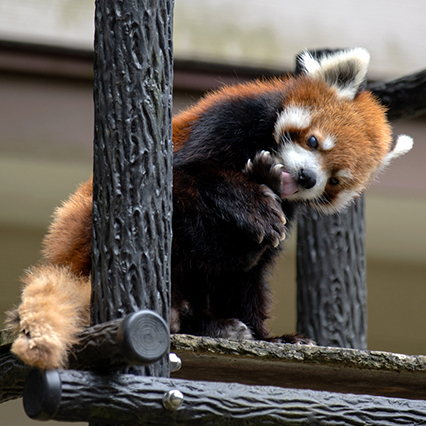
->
[5,264,91,369]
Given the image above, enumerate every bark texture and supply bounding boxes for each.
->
[297,196,367,348]
[91,0,174,379]
[23,369,426,425]
[368,69,426,120]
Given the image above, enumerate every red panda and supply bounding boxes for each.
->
[6,48,413,369]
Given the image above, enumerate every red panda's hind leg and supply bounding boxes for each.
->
[268,333,316,345]
[5,264,91,369]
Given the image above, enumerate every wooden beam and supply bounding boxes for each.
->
[368,69,426,121]
[170,334,426,400]
[23,368,426,425]
[3,333,426,403]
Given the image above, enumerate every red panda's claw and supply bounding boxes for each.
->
[245,158,253,173]
[244,150,284,198]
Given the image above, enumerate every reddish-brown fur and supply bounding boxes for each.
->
[6,49,412,369]
[7,265,90,369]
[42,178,93,277]
[286,76,392,189]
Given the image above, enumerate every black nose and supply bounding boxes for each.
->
[298,169,317,189]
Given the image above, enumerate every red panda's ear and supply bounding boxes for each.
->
[299,48,370,100]
[382,134,413,166]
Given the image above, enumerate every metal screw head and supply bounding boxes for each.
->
[169,353,182,372]
[162,389,184,411]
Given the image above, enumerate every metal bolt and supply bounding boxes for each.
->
[162,389,184,411]
[169,353,182,372]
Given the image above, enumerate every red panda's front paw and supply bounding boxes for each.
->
[239,183,287,247]
[242,151,287,247]
[254,185,287,247]
[244,150,284,197]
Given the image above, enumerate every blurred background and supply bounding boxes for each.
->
[0,0,425,423]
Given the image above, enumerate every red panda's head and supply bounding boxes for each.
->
[273,48,413,213]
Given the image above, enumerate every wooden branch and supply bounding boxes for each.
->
[0,310,170,403]
[88,2,174,423]
[170,334,426,373]
[0,350,30,403]
[70,310,169,371]
[23,368,426,425]
[91,0,174,324]
[2,332,426,404]
[368,69,426,121]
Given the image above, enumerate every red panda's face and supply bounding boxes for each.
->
[271,50,413,213]
[272,80,390,213]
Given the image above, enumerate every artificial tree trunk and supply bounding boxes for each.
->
[90,0,174,424]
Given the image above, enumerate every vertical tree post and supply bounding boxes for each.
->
[91,0,174,403]
[296,196,367,349]
[295,51,367,350]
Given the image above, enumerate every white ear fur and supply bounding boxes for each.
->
[383,134,413,165]
[299,48,370,100]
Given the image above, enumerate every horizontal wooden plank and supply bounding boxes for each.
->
[170,334,426,400]
[2,331,426,403]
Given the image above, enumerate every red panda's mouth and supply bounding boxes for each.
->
[281,171,299,198]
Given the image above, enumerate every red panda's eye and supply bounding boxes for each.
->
[307,135,319,150]
[329,177,340,186]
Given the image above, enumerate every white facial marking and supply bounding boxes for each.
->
[274,106,311,143]
[336,169,353,180]
[332,189,361,211]
[275,142,328,201]
[322,136,335,150]
[310,188,361,215]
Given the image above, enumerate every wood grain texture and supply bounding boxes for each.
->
[89,3,174,426]
[91,0,174,383]
[0,349,30,403]
[91,0,173,324]
[170,334,426,400]
[368,69,426,120]
[170,334,426,373]
[296,195,367,349]
[69,311,169,371]
[24,369,426,425]
[3,333,426,403]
